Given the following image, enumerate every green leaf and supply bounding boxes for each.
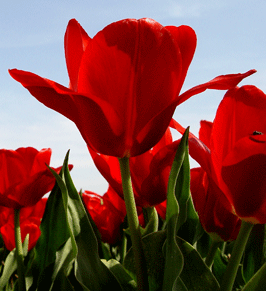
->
[243,224,266,282]
[51,267,77,291]
[196,231,212,259]
[102,259,137,291]
[172,277,188,291]
[60,151,123,291]
[177,196,204,245]
[165,128,189,225]
[212,248,227,284]
[124,231,219,291]
[176,236,220,291]
[174,142,204,245]
[242,262,266,291]
[124,230,166,290]
[0,249,17,289]
[175,142,191,232]
[163,128,190,291]
[163,215,184,291]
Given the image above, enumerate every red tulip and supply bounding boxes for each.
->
[9,18,255,157]
[89,128,181,208]
[0,147,67,208]
[0,198,47,251]
[175,85,266,224]
[82,186,127,244]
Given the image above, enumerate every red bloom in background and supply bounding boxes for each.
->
[82,186,127,245]
[0,198,47,251]
[0,147,66,209]
[9,18,255,157]
[190,167,241,241]
[89,128,181,208]
[178,86,266,224]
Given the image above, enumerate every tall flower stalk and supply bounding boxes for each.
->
[118,157,148,291]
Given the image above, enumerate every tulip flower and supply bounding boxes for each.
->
[9,18,255,158]
[0,147,68,209]
[82,186,127,245]
[174,85,266,224]
[211,86,266,224]
[89,128,181,208]
[0,198,47,251]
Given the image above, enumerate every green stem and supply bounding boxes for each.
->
[205,240,221,268]
[220,220,253,291]
[118,157,149,291]
[14,208,26,291]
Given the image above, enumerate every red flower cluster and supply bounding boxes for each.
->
[0,198,47,251]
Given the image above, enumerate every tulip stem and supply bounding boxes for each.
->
[118,157,149,291]
[205,240,221,268]
[14,208,26,291]
[220,220,253,291]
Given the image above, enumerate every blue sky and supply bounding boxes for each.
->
[1,0,266,194]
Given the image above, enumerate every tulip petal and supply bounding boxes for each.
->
[29,148,52,175]
[134,102,177,156]
[9,69,78,123]
[177,69,256,105]
[70,93,125,155]
[199,120,213,149]
[152,127,173,154]
[64,19,91,91]
[166,25,197,92]
[222,151,266,223]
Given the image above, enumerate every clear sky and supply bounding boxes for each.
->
[1,0,266,194]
